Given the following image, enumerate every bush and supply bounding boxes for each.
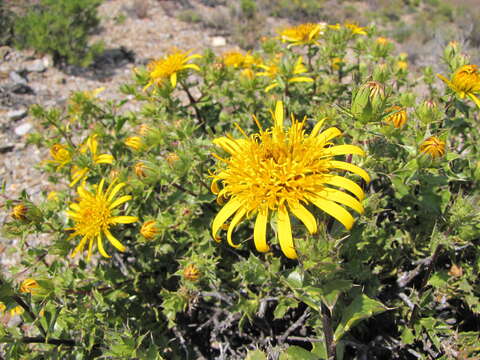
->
[2,20,480,360]
[14,0,103,67]
[0,0,15,46]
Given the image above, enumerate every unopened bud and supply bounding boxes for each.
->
[183,264,200,282]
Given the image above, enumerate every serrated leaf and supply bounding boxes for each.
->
[245,349,267,360]
[279,346,319,360]
[334,295,388,342]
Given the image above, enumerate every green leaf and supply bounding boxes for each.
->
[320,280,352,313]
[334,295,388,342]
[311,342,327,359]
[245,349,267,360]
[279,346,319,360]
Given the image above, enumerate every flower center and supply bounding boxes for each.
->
[77,196,111,238]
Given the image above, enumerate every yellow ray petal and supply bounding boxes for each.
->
[70,235,89,258]
[277,207,297,259]
[109,195,132,210]
[328,160,371,183]
[182,64,200,72]
[307,195,355,230]
[212,198,243,241]
[97,178,106,195]
[94,154,114,164]
[105,229,126,252]
[107,182,126,202]
[323,175,365,200]
[213,137,243,155]
[227,207,246,248]
[110,216,138,224]
[468,93,480,108]
[254,209,270,252]
[87,236,94,261]
[274,101,284,129]
[312,126,341,142]
[289,203,317,234]
[288,76,314,83]
[97,234,110,258]
[170,72,177,88]
[265,82,280,92]
[316,188,364,214]
[324,144,365,157]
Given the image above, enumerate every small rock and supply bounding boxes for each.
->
[25,59,46,73]
[7,109,27,121]
[14,122,32,136]
[42,55,53,68]
[9,71,27,85]
[11,83,34,95]
[211,36,226,47]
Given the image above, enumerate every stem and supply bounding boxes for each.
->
[19,336,76,346]
[180,81,204,127]
[47,118,75,148]
[408,244,443,326]
[0,278,47,337]
[321,303,335,359]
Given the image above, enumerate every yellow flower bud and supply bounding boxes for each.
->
[20,278,40,294]
[140,220,160,240]
[134,162,148,178]
[125,136,143,151]
[384,106,407,128]
[166,152,180,165]
[11,204,28,220]
[183,264,200,282]
[138,124,151,137]
[419,136,446,158]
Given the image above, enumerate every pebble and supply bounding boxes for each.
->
[9,71,27,85]
[25,59,47,73]
[14,122,33,136]
[211,36,226,47]
[7,109,28,121]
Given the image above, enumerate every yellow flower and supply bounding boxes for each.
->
[0,303,24,316]
[279,23,324,47]
[11,204,28,220]
[419,136,446,158]
[166,152,180,165]
[134,161,149,178]
[20,278,40,294]
[137,124,151,137]
[385,106,407,128]
[223,51,245,68]
[66,178,138,260]
[47,144,72,170]
[144,48,201,90]
[125,136,143,151]
[375,37,390,45]
[328,23,341,31]
[211,101,369,259]
[47,191,59,201]
[437,64,480,108]
[331,57,343,71]
[396,60,408,72]
[70,135,114,187]
[183,264,200,281]
[344,23,367,36]
[241,68,255,80]
[140,220,160,240]
[257,56,314,92]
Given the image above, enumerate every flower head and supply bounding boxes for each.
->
[144,49,201,90]
[256,56,313,92]
[11,204,28,220]
[223,51,245,68]
[419,136,446,158]
[183,264,200,281]
[125,136,143,151]
[47,144,72,170]
[0,303,24,316]
[134,161,148,178]
[66,178,138,260]
[437,64,480,107]
[279,23,324,47]
[166,152,180,165]
[385,106,407,128]
[344,23,367,36]
[140,220,160,240]
[70,135,114,187]
[20,278,40,294]
[211,101,369,259]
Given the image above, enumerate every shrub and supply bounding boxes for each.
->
[0,0,15,46]
[14,0,103,67]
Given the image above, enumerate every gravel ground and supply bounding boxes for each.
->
[0,0,235,270]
